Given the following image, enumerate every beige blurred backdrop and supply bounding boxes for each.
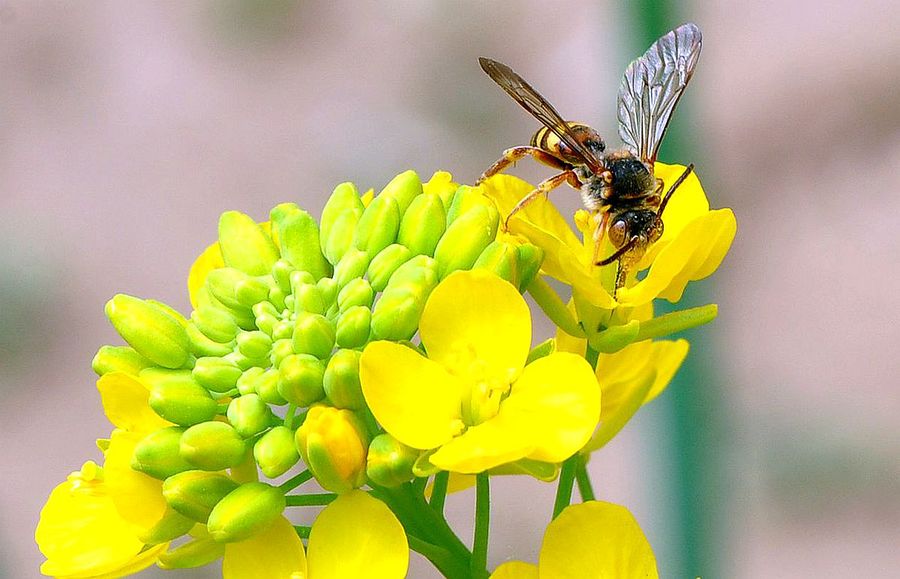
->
[1,1,898,577]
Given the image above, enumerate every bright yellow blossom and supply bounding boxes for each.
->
[360,269,600,474]
[490,501,658,579]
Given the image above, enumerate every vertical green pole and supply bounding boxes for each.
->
[623,2,724,577]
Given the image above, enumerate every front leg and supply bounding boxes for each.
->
[477,146,568,184]
[503,170,581,230]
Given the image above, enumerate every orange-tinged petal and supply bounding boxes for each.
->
[307,490,408,579]
[103,430,168,532]
[500,353,601,463]
[223,516,306,579]
[491,560,540,579]
[538,501,658,579]
[97,373,172,434]
[429,412,535,474]
[420,270,531,384]
[360,341,464,450]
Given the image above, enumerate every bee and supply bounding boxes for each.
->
[477,23,703,293]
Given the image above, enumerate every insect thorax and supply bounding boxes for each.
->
[605,154,655,199]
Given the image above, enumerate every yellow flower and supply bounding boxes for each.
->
[480,163,736,310]
[222,490,408,579]
[359,269,600,474]
[490,501,658,579]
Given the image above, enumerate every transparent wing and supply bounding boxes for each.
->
[617,23,702,164]
[480,57,604,171]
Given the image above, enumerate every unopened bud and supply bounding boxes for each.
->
[353,195,401,256]
[233,276,270,308]
[422,171,459,207]
[334,306,371,349]
[206,268,252,311]
[192,356,242,394]
[269,338,294,369]
[473,240,518,284]
[218,211,279,276]
[433,203,500,279]
[138,506,196,545]
[366,433,418,487]
[207,482,286,543]
[255,368,287,405]
[516,243,544,291]
[316,277,339,310]
[254,426,300,478]
[271,320,294,341]
[379,170,422,215]
[397,193,446,257]
[323,349,364,410]
[333,248,370,289]
[147,371,217,426]
[292,312,335,359]
[163,470,239,523]
[105,294,191,369]
[236,367,264,396]
[226,394,274,438]
[179,422,247,471]
[192,305,240,344]
[295,405,369,493]
[132,427,193,480]
[320,182,365,265]
[270,259,295,295]
[236,330,273,360]
[337,278,374,312]
[446,184,493,224]
[91,345,152,377]
[278,354,326,407]
[157,536,225,570]
[270,203,332,280]
[371,256,439,341]
[292,282,326,315]
[367,244,412,292]
[185,323,233,358]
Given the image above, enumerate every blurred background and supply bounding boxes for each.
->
[2,1,898,577]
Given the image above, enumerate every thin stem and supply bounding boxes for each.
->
[284,493,337,507]
[585,344,600,369]
[527,276,585,338]
[574,455,595,502]
[278,469,313,493]
[553,455,577,519]
[430,470,449,514]
[471,473,491,579]
[283,403,297,429]
[407,535,470,579]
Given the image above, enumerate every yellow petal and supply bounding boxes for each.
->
[638,163,709,267]
[657,209,737,302]
[422,170,459,206]
[429,412,535,474]
[187,241,224,309]
[223,516,306,579]
[491,560,540,579]
[103,430,168,532]
[596,339,689,418]
[500,353,601,463]
[97,373,172,434]
[360,341,464,450]
[538,501,658,579]
[307,490,408,579]
[420,269,531,383]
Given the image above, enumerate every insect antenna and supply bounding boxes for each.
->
[656,163,694,218]
[596,235,639,266]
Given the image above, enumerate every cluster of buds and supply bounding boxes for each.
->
[91,171,544,549]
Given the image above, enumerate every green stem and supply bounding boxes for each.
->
[574,455,595,502]
[293,525,311,539]
[471,473,491,579]
[283,403,297,429]
[553,455,577,519]
[407,535,470,579]
[278,469,313,493]
[284,493,337,507]
[528,276,585,338]
[430,470,449,514]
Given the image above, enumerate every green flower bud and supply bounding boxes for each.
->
[233,276,270,308]
[206,268,252,311]
[371,256,439,341]
[270,203,332,280]
[218,211,279,276]
[433,203,499,279]
[397,193,446,256]
[138,506,196,545]
[295,405,369,493]
[255,368,287,405]
[320,182,365,265]
[516,243,544,291]
[278,353,326,406]
[353,195,401,256]
[105,294,191,369]
[163,470,239,523]
[316,277,339,310]
[91,345,152,377]
[367,244,413,292]
[207,482,286,543]
[271,320,294,341]
[446,184,492,224]
[292,312,335,359]
[253,313,278,337]
[191,305,240,343]
[236,330,273,360]
[179,422,247,471]
[379,170,422,215]
[236,367,264,396]
[132,427,193,480]
[226,394,274,438]
[292,282,326,315]
[269,338,294,369]
[254,425,300,478]
[223,350,255,372]
[333,248,370,289]
[271,259,295,295]
[157,536,226,570]
[185,323,233,358]
[192,356,242,393]
[323,349,364,410]
[366,433,418,487]
[337,278,374,312]
[526,337,556,365]
[334,306,371,349]
[473,240,518,284]
[267,285,287,312]
[148,372,217,426]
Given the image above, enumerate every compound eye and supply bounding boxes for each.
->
[609,218,628,247]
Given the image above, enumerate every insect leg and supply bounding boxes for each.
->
[503,170,578,230]
[477,146,568,184]
[591,211,610,264]
[596,235,639,266]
